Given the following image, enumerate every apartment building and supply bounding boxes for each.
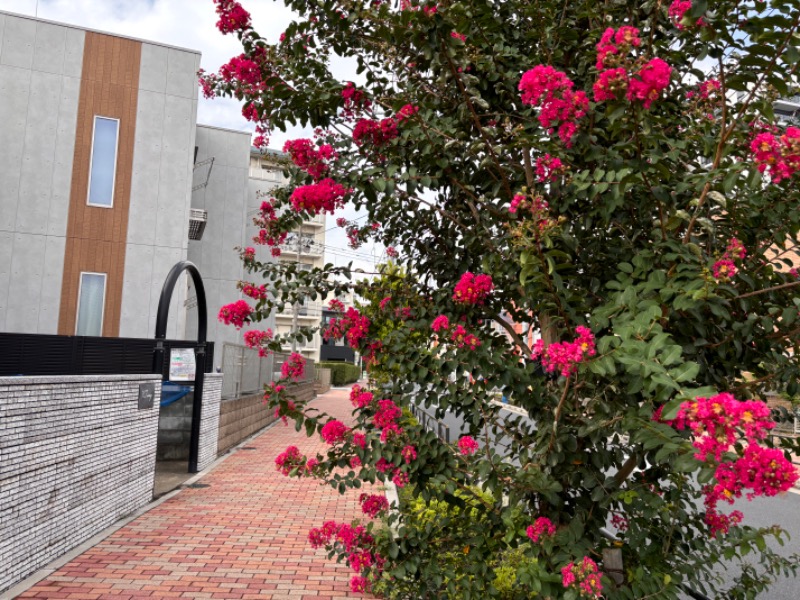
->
[248,149,327,361]
[0,10,198,340]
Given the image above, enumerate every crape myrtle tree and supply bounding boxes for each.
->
[206,0,800,597]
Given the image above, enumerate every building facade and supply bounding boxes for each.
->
[0,11,198,340]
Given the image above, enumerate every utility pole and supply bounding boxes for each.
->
[291,228,303,352]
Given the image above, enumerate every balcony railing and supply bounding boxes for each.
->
[275,301,322,319]
[279,239,324,257]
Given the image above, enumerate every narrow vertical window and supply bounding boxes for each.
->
[87,116,119,207]
[76,273,107,336]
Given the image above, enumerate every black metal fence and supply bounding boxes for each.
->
[0,332,214,378]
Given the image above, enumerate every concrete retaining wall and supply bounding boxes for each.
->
[0,374,162,594]
[217,381,316,456]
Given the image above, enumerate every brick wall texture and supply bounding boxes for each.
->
[196,373,222,472]
[217,381,316,456]
[0,374,162,594]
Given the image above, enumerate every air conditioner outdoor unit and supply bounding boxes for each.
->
[189,209,208,241]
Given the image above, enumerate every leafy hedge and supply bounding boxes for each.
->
[317,361,360,386]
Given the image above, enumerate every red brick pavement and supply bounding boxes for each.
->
[17,388,372,600]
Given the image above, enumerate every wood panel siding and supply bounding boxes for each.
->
[58,33,141,336]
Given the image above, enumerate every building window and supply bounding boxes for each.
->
[87,116,119,207]
[76,272,107,336]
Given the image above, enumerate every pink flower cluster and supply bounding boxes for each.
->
[458,435,479,456]
[687,79,721,101]
[275,445,305,475]
[561,557,603,599]
[213,0,251,35]
[673,393,798,534]
[669,0,706,29]
[307,521,383,594]
[386,246,399,258]
[373,399,403,441]
[509,194,551,234]
[431,315,450,332]
[350,384,375,409]
[526,517,556,543]
[400,1,438,16]
[281,352,306,381]
[360,493,390,518]
[451,325,481,350]
[241,246,256,264]
[401,445,417,463]
[750,127,800,183]
[532,326,596,377]
[253,199,287,257]
[712,237,747,281]
[341,82,371,119]
[324,307,371,349]
[262,381,285,402]
[451,31,466,42]
[379,296,392,310]
[243,329,273,357]
[218,300,253,329]
[320,419,349,445]
[395,104,419,122]
[453,272,494,305]
[674,393,774,462]
[290,178,350,215]
[283,139,336,180]
[518,65,589,145]
[627,58,672,109]
[593,27,671,109]
[353,118,398,148]
[218,55,263,91]
[535,154,566,183]
[328,298,345,312]
[241,282,267,300]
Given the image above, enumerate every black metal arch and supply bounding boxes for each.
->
[153,260,209,473]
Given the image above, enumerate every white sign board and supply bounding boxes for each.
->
[169,348,196,381]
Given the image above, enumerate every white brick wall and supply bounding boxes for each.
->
[0,374,162,594]
[196,373,222,471]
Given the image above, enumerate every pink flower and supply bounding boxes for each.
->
[341,82,371,119]
[401,445,418,464]
[328,298,345,312]
[218,300,253,329]
[360,493,390,517]
[283,139,335,180]
[353,118,398,148]
[241,282,267,300]
[526,517,556,542]
[350,455,362,469]
[379,296,392,310]
[593,67,629,102]
[241,246,256,263]
[726,238,747,260]
[627,58,672,109]
[450,31,466,42]
[532,326,595,377]
[750,127,800,183]
[535,154,566,182]
[395,104,420,122]
[519,65,589,145]
[431,315,450,332]
[713,258,737,280]
[669,0,706,29]
[458,436,479,456]
[243,329,273,357]
[375,457,394,473]
[509,193,525,214]
[213,0,251,35]
[453,272,494,305]
[561,557,603,598]
[350,576,369,593]
[386,246,399,258]
[610,513,629,532]
[320,420,349,445]
[281,352,306,381]
[290,179,350,215]
[275,446,304,475]
[595,26,641,70]
[373,399,402,430]
[352,431,367,449]
[392,469,410,488]
[451,325,481,350]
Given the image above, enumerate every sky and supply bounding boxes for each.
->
[0,0,383,273]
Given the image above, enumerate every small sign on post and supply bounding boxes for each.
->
[169,348,197,381]
[138,382,155,410]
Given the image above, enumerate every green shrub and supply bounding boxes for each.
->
[316,361,360,386]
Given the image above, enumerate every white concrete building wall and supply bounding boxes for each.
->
[189,125,271,356]
[119,43,200,340]
[0,13,84,333]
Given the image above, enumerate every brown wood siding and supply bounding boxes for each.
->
[58,33,141,337]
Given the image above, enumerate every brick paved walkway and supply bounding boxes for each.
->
[17,388,369,600]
